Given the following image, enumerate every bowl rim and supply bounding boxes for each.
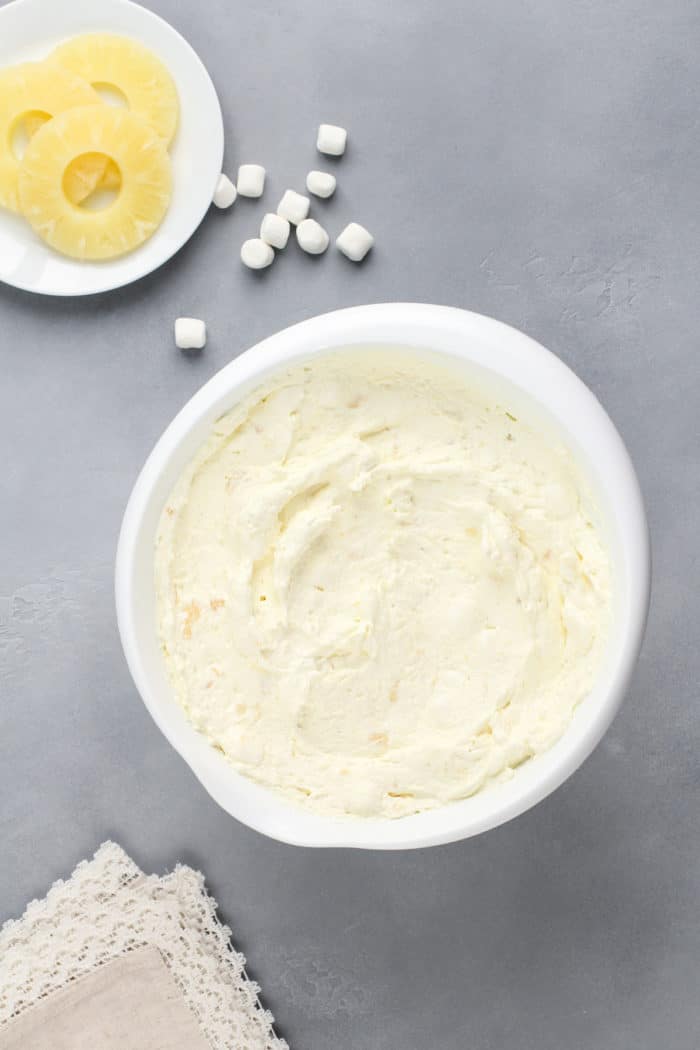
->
[115,303,650,849]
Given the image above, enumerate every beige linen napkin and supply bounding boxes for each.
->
[0,946,212,1050]
[0,843,286,1050]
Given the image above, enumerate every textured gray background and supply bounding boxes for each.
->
[1,1,698,1047]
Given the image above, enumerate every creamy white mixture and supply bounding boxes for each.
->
[155,351,611,819]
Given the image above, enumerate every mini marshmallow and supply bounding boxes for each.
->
[317,123,347,156]
[241,238,274,269]
[296,218,329,255]
[260,212,290,249]
[277,189,310,225]
[212,173,237,209]
[237,164,266,198]
[175,317,206,350]
[336,222,374,262]
[306,170,336,198]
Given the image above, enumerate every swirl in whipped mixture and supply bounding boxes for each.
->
[155,351,611,818]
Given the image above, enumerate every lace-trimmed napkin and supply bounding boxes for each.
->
[0,842,287,1050]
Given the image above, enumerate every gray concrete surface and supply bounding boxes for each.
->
[1,1,698,1047]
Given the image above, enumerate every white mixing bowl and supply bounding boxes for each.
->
[115,304,650,849]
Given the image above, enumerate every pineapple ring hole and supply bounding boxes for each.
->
[91,83,129,109]
[63,152,123,211]
[10,110,51,160]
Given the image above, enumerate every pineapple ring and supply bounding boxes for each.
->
[0,61,100,212]
[50,33,179,146]
[19,104,172,261]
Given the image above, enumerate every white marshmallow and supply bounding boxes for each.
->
[237,164,266,198]
[306,170,336,198]
[241,238,274,269]
[260,212,290,249]
[296,218,329,255]
[336,222,374,262]
[175,317,206,350]
[212,173,237,209]
[277,189,310,225]
[317,123,347,156]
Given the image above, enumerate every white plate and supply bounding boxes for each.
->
[0,0,224,296]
